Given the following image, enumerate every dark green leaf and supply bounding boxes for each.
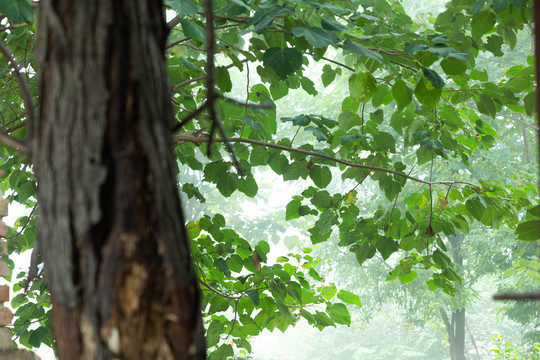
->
[238,176,258,197]
[422,67,445,89]
[166,0,198,16]
[246,289,260,306]
[476,94,497,118]
[214,258,231,276]
[343,39,383,63]
[281,114,311,126]
[309,166,332,188]
[240,115,264,131]
[180,19,206,42]
[0,0,34,24]
[304,126,327,141]
[216,172,238,197]
[291,27,340,48]
[321,17,348,32]
[215,66,232,93]
[263,47,303,79]
[28,327,48,348]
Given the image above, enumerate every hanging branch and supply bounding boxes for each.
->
[173,132,480,188]
[0,41,32,154]
[172,0,244,176]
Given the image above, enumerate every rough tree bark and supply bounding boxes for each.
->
[34,1,205,359]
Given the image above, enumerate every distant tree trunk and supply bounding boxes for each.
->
[442,234,466,360]
[34,1,205,359]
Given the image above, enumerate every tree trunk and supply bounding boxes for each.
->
[34,1,205,359]
[443,234,466,360]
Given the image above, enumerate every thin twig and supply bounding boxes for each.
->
[321,56,354,72]
[218,94,274,109]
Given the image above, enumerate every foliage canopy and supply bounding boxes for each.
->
[0,0,538,357]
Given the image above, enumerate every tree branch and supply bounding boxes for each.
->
[173,132,479,187]
[493,292,540,301]
[0,132,28,154]
[0,41,35,147]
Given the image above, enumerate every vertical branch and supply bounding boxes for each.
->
[535,1,540,181]
[0,41,33,153]
[203,0,244,176]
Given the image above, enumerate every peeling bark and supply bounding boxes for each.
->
[35,1,205,359]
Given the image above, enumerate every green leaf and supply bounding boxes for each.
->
[230,0,252,10]
[422,67,444,89]
[312,190,333,208]
[238,176,258,197]
[372,132,396,153]
[343,39,383,63]
[215,66,232,93]
[470,0,486,14]
[349,72,378,101]
[180,19,206,42]
[326,303,351,325]
[291,27,340,48]
[227,255,244,273]
[523,91,536,117]
[216,172,238,197]
[283,161,308,181]
[245,289,260,306]
[321,17,348,32]
[250,146,269,166]
[0,0,34,24]
[281,114,311,126]
[399,271,418,283]
[375,236,399,260]
[309,166,332,188]
[214,258,231,276]
[240,115,264,131]
[301,77,318,95]
[315,311,335,327]
[286,199,302,220]
[485,35,504,57]
[321,64,337,87]
[304,126,327,141]
[28,327,48,348]
[441,57,467,76]
[336,290,362,307]
[165,0,198,17]
[465,196,487,221]
[209,344,234,360]
[476,94,497,118]
[392,79,413,111]
[516,220,540,241]
[471,11,495,38]
[263,47,303,80]
[414,78,441,109]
